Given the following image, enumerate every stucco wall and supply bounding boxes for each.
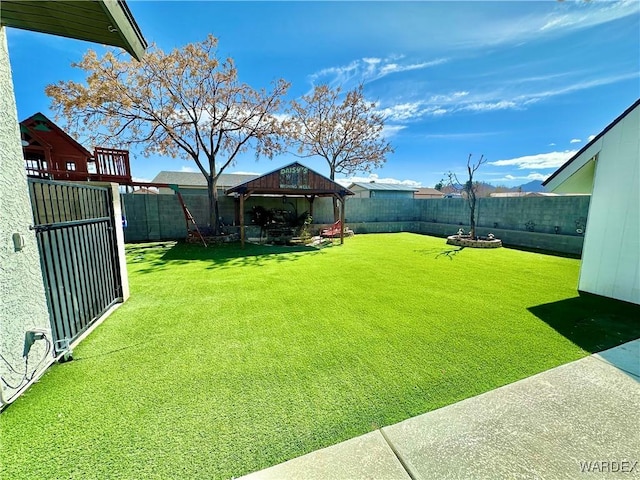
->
[0,27,51,405]
[579,106,640,304]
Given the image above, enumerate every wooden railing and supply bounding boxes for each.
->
[93,147,131,180]
[24,147,132,184]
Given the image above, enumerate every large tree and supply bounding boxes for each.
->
[446,154,488,239]
[46,35,289,234]
[287,84,393,220]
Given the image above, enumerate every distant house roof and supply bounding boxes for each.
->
[543,98,640,190]
[152,171,259,188]
[415,187,444,197]
[348,182,419,192]
[133,187,158,195]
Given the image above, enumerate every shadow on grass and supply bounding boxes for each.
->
[503,244,581,259]
[128,241,326,274]
[529,293,640,353]
[435,246,465,260]
[414,246,466,260]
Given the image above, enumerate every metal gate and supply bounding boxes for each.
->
[28,178,122,354]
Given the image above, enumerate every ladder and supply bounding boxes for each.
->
[169,185,207,247]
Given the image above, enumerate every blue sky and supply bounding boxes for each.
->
[7,1,640,188]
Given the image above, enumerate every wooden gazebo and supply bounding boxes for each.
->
[225,162,354,246]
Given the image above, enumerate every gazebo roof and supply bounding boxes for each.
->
[225,162,353,197]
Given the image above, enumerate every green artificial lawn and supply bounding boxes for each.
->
[2,233,639,479]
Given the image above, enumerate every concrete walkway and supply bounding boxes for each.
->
[240,339,639,479]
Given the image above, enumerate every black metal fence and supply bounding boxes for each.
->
[28,179,122,354]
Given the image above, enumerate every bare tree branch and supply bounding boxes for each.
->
[287,83,394,220]
[445,154,488,239]
[46,35,290,233]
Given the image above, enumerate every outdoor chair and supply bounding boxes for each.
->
[321,220,342,238]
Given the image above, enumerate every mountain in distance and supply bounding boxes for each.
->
[516,180,545,192]
[440,179,546,195]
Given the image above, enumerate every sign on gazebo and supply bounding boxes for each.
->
[280,165,310,189]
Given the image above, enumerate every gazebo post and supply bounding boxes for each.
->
[307,195,315,218]
[340,195,346,245]
[239,193,246,248]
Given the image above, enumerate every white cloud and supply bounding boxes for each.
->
[493,172,550,182]
[305,3,639,126]
[378,102,425,122]
[430,91,470,102]
[381,125,407,138]
[132,176,152,183]
[455,0,640,49]
[180,166,196,173]
[461,100,518,112]
[309,55,448,88]
[548,142,556,146]
[379,58,448,77]
[230,170,260,175]
[539,0,640,34]
[272,113,290,123]
[335,173,422,188]
[310,61,360,87]
[424,131,503,140]
[374,69,638,124]
[569,138,581,144]
[378,102,454,122]
[518,72,640,103]
[588,134,596,142]
[489,150,577,170]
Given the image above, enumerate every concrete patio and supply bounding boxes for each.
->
[240,339,639,479]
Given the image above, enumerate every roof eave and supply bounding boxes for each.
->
[100,1,147,60]
[543,98,640,188]
[1,0,147,61]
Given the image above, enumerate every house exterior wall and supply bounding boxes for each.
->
[349,185,370,198]
[349,186,415,199]
[578,105,639,304]
[0,27,51,405]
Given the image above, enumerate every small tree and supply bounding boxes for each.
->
[446,154,488,239]
[46,35,289,234]
[287,84,394,220]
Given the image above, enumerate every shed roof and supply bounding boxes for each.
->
[349,182,419,192]
[1,0,147,60]
[152,171,259,188]
[226,162,353,197]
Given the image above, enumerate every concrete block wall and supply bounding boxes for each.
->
[123,194,187,241]
[344,198,422,223]
[416,223,584,255]
[121,193,589,255]
[420,196,590,235]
